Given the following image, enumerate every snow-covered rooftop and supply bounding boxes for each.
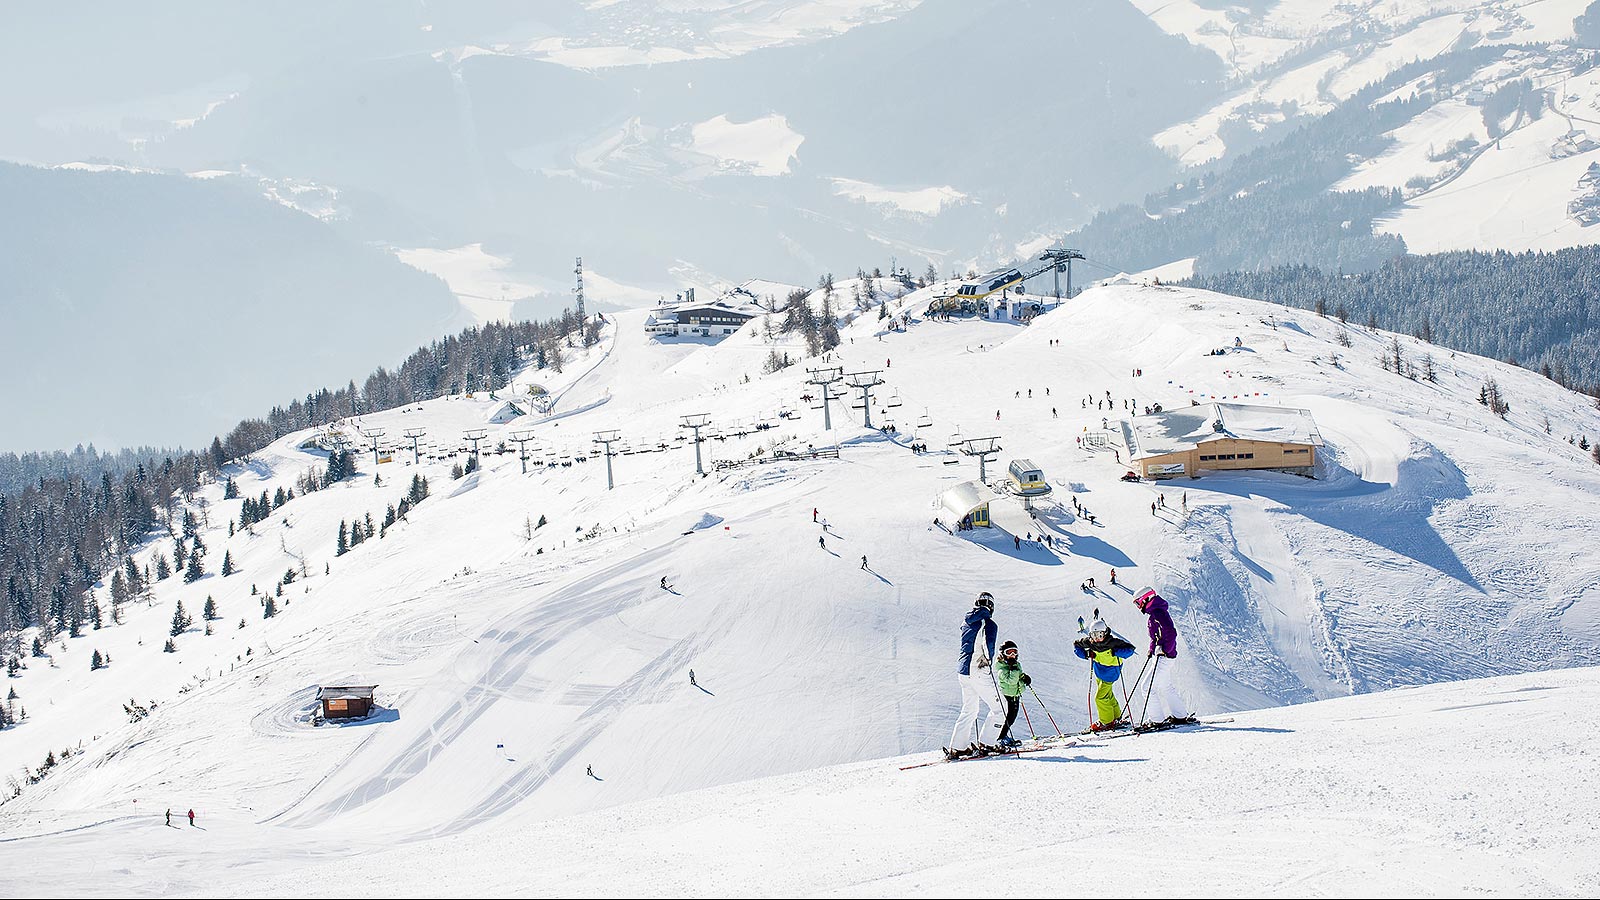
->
[1126,402,1323,459]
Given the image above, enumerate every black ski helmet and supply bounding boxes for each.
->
[975,591,995,610]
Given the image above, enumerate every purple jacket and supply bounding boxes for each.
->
[1142,593,1179,658]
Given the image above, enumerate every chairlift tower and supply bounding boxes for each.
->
[844,370,886,428]
[960,436,1004,483]
[359,428,386,467]
[402,428,426,465]
[462,429,488,463]
[509,430,537,474]
[806,366,844,430]
[593,430,621,489]
[680,414,711,475]
[1039,248,1085,301]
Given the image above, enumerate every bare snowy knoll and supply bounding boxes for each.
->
[1,281,1597,895]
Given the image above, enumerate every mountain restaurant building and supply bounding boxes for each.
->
[1121,402,1322,478]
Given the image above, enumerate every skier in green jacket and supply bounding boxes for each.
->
[994,640,1032,746]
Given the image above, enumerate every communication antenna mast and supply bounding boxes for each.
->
[806,366,844,430]
[594,430,621,490]
[680,414,711,475]
[359,428,386,467]
[960,436,1003,483]
[402,428,426,465]
[569,254,582,320]
[844,370,886,428]
[462,429,488,463]
[509,430,537,474]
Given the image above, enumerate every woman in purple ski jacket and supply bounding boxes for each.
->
[1136,589,1179,658]
[1134,588,1192,725]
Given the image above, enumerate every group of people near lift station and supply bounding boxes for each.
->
[948,588,1194,760]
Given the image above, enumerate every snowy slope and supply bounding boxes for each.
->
[2,283,1598,893]
[6,668,1599,896]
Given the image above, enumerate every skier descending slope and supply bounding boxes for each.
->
[946,592,1004,760]
[1073,619,1136,730]
[1134,588,1195,728]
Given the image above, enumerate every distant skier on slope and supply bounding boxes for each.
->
[1134,588,1195,728]
[946,592,1004,760]
[994,640,1032,746]
[1073,619,1136,730]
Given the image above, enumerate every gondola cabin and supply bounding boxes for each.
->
[1006,458,1051,497]
[955,268,1024,300]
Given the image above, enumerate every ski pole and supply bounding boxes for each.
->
[1123,653,1154,706]
[1019,694,1037,740]
[1138,655,1160,726]
[1029,684,1064,736]
[986,661,1010,749]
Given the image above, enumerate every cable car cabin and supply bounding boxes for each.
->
[1006,458,1052,497]
[955,268,1024,300]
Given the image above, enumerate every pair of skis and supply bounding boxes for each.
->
[901,717,1236,770]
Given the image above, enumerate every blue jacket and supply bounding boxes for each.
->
[1073,634,1136,683]
[957,606,998,676]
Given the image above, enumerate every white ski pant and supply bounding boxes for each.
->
[950,672,1006,749]
[1139,655,1188,723]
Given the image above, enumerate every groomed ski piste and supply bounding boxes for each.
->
[2,279,1599,896]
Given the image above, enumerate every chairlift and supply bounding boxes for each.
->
[916,410,933,430]
[887,389,903,409]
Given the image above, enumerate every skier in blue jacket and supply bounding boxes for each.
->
[946,592,1004,759]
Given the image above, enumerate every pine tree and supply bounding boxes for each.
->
[90,650,104,671]
[163,638,176,653]
[1592,442,1600,466]
[203,596,218,621]
[223,478,239,500]
[184,548,205,583]
[337,520,349,556]
[170,600,192,636]
[173,538,187,572]
[221,550,235,577]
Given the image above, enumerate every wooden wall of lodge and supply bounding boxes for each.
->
[1140,438,1316,476]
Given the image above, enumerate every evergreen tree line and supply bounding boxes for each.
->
[1182,245,1600,395]
[2,310,588,649]
[0,444,182,498]
[2,456,209,646]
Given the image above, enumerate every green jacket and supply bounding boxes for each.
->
[995,657,1027,697]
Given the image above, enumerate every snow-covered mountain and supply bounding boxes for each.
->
[2,280,1597,893]
[1137,0,1600,254]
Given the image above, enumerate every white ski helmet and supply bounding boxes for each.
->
[1089,618,1110,639]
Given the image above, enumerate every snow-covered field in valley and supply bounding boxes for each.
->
[2,280,1598,896]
